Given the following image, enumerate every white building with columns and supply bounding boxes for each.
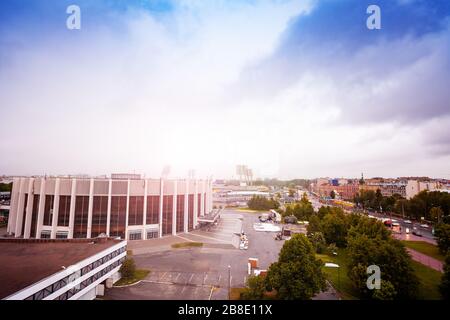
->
[6,176,213,241]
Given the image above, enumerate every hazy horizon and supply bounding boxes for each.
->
[1,0,450,180]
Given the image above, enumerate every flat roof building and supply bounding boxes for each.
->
[7,176,213,241]
[0,237,126,300]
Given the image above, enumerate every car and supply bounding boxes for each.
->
[259,213,269,222]
[404,220,412,224]
[412,227,422,237]
[283,215,298,224]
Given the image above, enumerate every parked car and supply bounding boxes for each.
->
[283,215,298,224]
[420,224,429,228]
[404,220,412,224]
[412,227,422,237]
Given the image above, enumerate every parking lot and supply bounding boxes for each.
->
[104,209,286,300]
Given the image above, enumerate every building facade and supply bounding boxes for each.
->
[7,177,213,241]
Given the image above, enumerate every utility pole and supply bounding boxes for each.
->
[228,265,231,300]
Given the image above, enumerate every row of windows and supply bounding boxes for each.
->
[24,246,126,300]
[18,193,207,239]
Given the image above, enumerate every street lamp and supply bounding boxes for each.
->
[228,265,231,300]
[324,263,340,297]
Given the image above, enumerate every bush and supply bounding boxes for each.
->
[119,257,136,279]
[440,253,450,299]
[435,224,450,255]
[241,275,267,300]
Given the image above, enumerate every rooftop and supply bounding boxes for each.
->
[0,238,124,299]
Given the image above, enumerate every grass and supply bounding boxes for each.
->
[114,269,150,286]
[401,241,445,262]
[230,288,246,300]
[171,242,203,249]
[411,261,443,300]
[316,249,360,300]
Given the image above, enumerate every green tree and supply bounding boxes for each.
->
[430,207,444,224]
[434,224,450,255]
[241,275,266,300]
[347,234,418,299]
[372,280,397,300]
[330,190,336,199]
[119,257,136,279]
[321,212,348,247]
[439,253,450,300]
[307,215,322,235]
[308,232,327,254]
[266,234,326,299]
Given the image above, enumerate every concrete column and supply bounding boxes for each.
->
[68,178,77,239]
[7,178,20,234]
[125,179,130,240]
[36,178,46,239]
[159,179,164,238]
[86,178,94,238]
[184,179,189,233]
[23,178,35,239]
[193,180,198,228]
[200,180,205,217]
[14,178,26,237]
[143,179,148,239]
[172,180,177,236]
[51,178,61,239]
[106,178,112,236]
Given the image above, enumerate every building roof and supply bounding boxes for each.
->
[0,238,124,299]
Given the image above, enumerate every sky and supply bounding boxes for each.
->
[0,0,449,180]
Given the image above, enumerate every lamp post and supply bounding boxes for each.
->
[228,265,231,300]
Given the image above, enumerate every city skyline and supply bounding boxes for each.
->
[1,0,450,179]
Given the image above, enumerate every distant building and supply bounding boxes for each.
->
[7,176,213,241]
[0,237,126,300]
[406,180,439,199]
[317,184,359,201]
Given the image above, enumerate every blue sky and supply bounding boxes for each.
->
[0,0,449,179]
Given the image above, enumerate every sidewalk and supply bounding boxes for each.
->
[406,248,443,272]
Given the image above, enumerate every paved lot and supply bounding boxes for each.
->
[105,209,285,300]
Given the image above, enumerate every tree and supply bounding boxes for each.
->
[430,207,444,224]
[307,215,322,235]
[247,196,280,211]
[330,190,336,199]
[308,232,327,254]
[241,275,266,300]
[119,257,136,279]
[321,212,348,247]
[434,224,450,255]
[266,234,326,299]
[288,189,296,197]
[372,280,397,300]
[439,253,450,300]
[347,235,418,299]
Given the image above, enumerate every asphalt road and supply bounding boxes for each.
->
[104,209,285,300]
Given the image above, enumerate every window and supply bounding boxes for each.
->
[43,195,54,226]
[56,231,68,239]
[40,230,51,239]
[162,195,173,236]
[30,195,40,238]
[129,230,142,240]
[110,196,126,239]
[58,196,71,227]
[91,196,107,237]
[188,194,194,231]
[74,196,89,238]
[146,230,158,239]
[176,195,184,233]
[128,196,144,226]
[146,195,159,224]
